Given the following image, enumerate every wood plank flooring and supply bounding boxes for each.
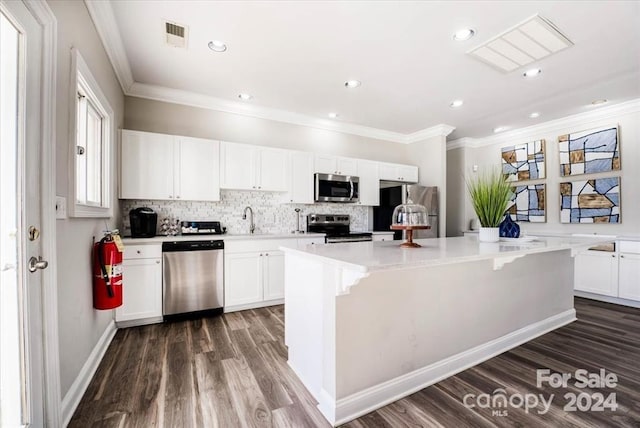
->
[70,298,640,427]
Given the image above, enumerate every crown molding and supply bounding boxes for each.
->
[84,0,454,145]
[85,0,134,91]
[447,98,640,150]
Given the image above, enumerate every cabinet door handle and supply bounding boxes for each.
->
[156,260,160,264]
[169,195,173,198]
[176,195,180,199]
[620,255,624,258]
[265,253,269,256]
[612,254,616,257]
[136,250,141,254]
[258,186,261,189]
[259,253,263,256]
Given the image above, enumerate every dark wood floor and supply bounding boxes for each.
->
[70,298,640,427]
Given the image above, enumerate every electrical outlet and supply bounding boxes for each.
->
[55,196,67,219]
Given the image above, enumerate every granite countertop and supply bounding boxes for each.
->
[279,234,615,273]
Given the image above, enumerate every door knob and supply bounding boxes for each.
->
[28,256,49,273]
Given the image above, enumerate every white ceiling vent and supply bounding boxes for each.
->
[468,15,573,73]
[164,21,188,48]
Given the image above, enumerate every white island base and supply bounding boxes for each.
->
[282,236,611,426]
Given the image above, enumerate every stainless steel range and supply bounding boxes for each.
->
[307,214,372,243]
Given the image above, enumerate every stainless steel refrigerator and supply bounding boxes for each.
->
[373,184,439,239]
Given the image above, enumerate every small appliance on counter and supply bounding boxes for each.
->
[180,221,225,235]
[307,214,371,243]
[129,207,158,238]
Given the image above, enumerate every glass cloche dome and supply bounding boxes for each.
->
[390,199,431,248]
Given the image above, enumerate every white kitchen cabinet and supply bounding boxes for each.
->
[372,232,395,242]
[120,130,220,201]
[120,130,174,200]
[314,155,358,176]
[356,160,380,206]
[176,136,220,201]
[263,251,285,300]
[379,162,419,183]
[115,244,163,327]
[286,151,314,203]
[224,252,263,306]
[618,241,640,301]
[224,239,291,311]
[220,142,288,191]
[574,249,619,297]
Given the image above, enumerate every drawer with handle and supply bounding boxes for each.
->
[123,244,162,260]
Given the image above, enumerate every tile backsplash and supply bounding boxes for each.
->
[120,190,369,236]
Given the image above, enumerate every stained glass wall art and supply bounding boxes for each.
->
[507,184,546,222]
[558,126,620,176]
[559,177,620,223]
[501,139,546,181]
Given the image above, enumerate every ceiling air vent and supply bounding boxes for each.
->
[467,15,573,73]
[164,21,188,48]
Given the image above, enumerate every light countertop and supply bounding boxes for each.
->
[122,232,325,245]
[279,234,615,273]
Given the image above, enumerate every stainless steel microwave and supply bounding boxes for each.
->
[314,173,359,203]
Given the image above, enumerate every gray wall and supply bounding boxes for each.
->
[125,96,412,164]
[48,0,125,398]
[450,108,640,236]
[446,147,466,236]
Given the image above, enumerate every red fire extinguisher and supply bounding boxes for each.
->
[93,230,123,310]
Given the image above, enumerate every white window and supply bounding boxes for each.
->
[69,48,113,217]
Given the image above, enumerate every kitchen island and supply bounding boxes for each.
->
[281,235,613,426]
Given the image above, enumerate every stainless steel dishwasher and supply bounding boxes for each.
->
[162,240,224,319]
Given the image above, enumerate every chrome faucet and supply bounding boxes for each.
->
[242,206,255,234]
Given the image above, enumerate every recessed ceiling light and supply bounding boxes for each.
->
[529,112,540,118]
[238,93,253,100]
[523,68,542,78]
[344,80,361,89]
[208,40,227,52]
[328,112,339,119]
[450,99,464,108]
[591,99,608,105]
[493,126,508,133]
[453,28,475,41]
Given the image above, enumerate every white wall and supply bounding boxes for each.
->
[448,101,640,237]
[48,0,124,398]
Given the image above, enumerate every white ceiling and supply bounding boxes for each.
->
[102,1,640,141]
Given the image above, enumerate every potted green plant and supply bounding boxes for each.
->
[466,169,513,242]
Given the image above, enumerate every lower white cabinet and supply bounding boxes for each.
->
[115,251,163,326]
[574,249,618,297]
[263,252,285,300]
[224,252,264,306]
[574,240,640,304]
[618,241,640,301]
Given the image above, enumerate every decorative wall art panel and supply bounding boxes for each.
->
[559,177,620,223]
[507,184,546,222]
[501,139,546,181]
[558,126,619,176]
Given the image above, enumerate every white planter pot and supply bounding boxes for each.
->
[479,227,499,243]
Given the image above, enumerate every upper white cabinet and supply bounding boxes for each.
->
[314,155,358,176]
[357,160,380,206]
[120,130,220,201]
[379,162,419,183]
[220,142,287,191]
[287,151,314,203]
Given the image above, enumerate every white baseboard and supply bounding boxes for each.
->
[61,320,117,427]
[574,291,640,308]
[224,299,284,313]
[320,309,576,427]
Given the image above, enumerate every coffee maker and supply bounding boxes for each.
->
[129,207,158,238]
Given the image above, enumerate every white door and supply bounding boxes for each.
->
[287,151,314,203]
[398,165,419,183]
[263,251,285,300]
[224,252,263,306]
[220,142,256,190]
[176,137,220,201]
[120,130,174,199]
[618,253,640,301]
[257,148,287,191]
[314,155,338,174]
[378,162,398,180]
[116,258,163,322]
[574,251,618,296]
[356,160,380,206]
[1,2,49,426]
[337,158,358,176]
